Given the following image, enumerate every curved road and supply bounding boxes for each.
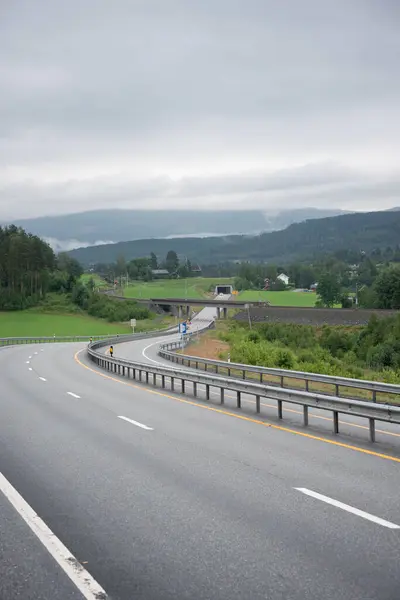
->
[1,319,400,599]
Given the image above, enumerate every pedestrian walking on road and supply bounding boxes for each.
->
[109,345,114,357]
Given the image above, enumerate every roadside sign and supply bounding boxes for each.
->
[180,322,187,334]
[130,319,137,327]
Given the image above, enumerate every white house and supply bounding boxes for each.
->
[277,273,289,286]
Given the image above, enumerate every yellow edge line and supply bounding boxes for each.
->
[220,393,400,438]
[74,350,400,464]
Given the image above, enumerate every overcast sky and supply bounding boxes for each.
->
[1,0,399,219]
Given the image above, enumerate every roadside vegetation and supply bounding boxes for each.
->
[199,316,400,385]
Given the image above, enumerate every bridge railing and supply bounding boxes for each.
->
[158,341,400,407]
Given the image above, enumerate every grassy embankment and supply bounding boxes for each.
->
[0,292,174,338]
[181,320,400,404]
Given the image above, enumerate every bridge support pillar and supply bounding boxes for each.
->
[178,305,182,319]
[223,307,228,319]
[217,307,221,319]
[186,305,190,318]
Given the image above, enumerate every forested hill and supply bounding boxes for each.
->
[68,210,400,266]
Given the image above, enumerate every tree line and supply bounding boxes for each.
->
[93,250,196,285]
[0,225,151,321]
[0,225,56,309]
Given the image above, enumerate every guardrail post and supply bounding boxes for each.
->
[193,382,197,397]
[153,373,157,386]
[256,395,260,413]
[146,371,149,384]
[369,418,376,442]
[242,370,246,380]
[280,376,284,388]
[204,363,208,372]
[171,377,175,391]
[215,365,219,374]
[372,390,377,403]
[220,388,224,405]
[161,375,165,388]
[195,361,199,369]
[278,399,283,419]
[305,380,309,392]
[181,379,185,393]
[228,368,231,377]
[139,370,142,381]
[335,384,340,397]
[259,373,263,383]
[132,368,136,380]
[333,411,339,434]
[206,384,210,400]
[303,405,309,426]
[237,391,241,408]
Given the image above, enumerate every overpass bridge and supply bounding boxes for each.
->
[132,296,268,319]
[102,289,268,318]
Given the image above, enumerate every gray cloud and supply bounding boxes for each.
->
[0,0,399,219]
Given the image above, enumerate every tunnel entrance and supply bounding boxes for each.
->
[215,285,233,295]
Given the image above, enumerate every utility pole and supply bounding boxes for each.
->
[246,304,252,330]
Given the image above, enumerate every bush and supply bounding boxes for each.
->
[366,343,397,369]
[320,328,352,357]
[247,331,260,343]
[85,293,150,322]
[275,349,295,369]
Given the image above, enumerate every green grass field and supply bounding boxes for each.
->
[123,277,234,299]
[0,312,132,337]
[238,290,317,306]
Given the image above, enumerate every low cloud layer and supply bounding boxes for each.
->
[1,0,399,219]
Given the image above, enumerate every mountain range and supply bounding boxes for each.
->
[67,209,400,267]
[6,207,349,252]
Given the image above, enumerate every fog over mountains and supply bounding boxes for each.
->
[7,207,349,251]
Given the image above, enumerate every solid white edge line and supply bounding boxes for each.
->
[295,488,400,529]
[39,377,47,382]
[142,339,174,366]
[26,361,30,364]
[28,367,33,371]
[118,415,153,431]
[0,472,108,599]
[67,392,81,399]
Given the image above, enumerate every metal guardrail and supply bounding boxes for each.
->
[87,334,400,443]
[0,334,123,346]
[158,341,400,406]
[0,325,179,348]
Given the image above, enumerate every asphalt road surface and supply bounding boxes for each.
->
[1,323,400,599]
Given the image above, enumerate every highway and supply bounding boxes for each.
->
[1,313,400,599]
